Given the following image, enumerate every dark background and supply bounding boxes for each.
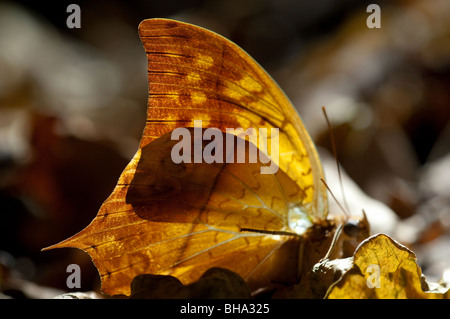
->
[0,0,449,297]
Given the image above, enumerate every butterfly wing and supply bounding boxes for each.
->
[139,19,327,220]
[45,18,328,296]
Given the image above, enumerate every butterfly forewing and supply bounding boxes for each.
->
[139,19,327,220]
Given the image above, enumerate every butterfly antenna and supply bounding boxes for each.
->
[318,179,347,262]
[321,106,350,217]
[320,178,349,218]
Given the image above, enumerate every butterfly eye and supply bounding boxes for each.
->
[343,220,361,238]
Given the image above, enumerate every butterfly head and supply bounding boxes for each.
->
[328,210,371,259]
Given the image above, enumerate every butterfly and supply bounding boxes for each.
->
[44,18,369,297]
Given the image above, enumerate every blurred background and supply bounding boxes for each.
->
[0,0,449,298]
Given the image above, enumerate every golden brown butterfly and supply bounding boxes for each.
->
[44,18,369,297]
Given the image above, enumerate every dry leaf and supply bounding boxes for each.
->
[126,267,251,299]
[326,233,450,299]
